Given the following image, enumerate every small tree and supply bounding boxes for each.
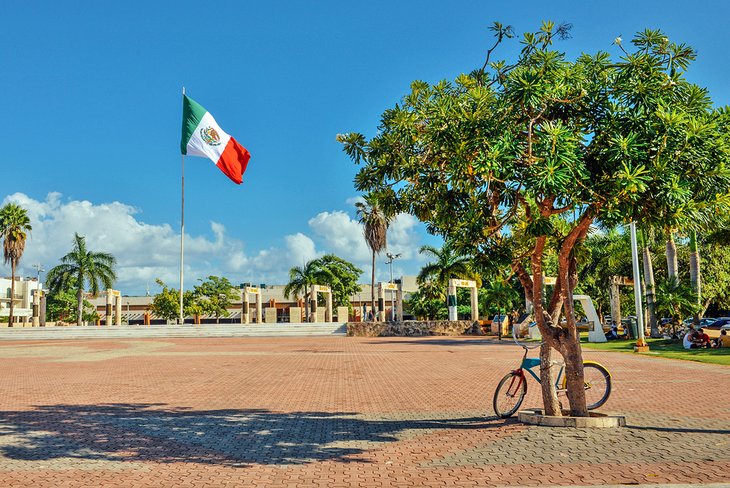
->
[193,276,239,323]
[150,279,198,323]
[315,254,363,306]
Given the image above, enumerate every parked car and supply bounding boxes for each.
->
[699,317,717,328]
[705,317,730,330]
[683,317,716,328]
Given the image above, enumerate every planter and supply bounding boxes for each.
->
[518,408,626,428]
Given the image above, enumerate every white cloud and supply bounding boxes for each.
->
[308,211,370,262]
[1,192,432,294]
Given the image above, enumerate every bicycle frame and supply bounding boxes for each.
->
[509,346,566,391]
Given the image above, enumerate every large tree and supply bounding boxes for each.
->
[355,194,392,319]
[340,23,730,416]
[0,203,32,327]
[46,233,117,326]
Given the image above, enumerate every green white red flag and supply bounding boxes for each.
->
[180,95,251,184]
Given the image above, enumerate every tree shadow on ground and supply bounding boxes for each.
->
[626,424,730,435]
[0,404,493,467]
[366,338,512,347]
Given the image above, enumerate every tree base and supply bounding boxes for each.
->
[518,408,626,428]
[634,344,650,353]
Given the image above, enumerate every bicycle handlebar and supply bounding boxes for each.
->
[513,320,542,350]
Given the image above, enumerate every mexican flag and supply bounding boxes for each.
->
[181,95,251,184]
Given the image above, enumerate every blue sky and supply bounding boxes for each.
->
[2,0,730,294]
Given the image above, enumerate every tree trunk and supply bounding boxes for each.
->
[8,262,15,327]
[666,233,678,279]
[689,229,701,319]
[371,251,376,321]
[77,287,84,326]
[538,341,562,415]
[641,229,659,337]
[562,256,588,417]
[530,236,562,416]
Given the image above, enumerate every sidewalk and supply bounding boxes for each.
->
[0,336,727,487]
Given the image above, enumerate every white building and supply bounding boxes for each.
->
[0,276,43,325]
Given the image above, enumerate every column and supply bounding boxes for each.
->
[310,288,318,323]
[105,289,113,326]
[32,291,40,327]
[377,284,386,322]
[256,292,262,324]
[115,295,122,326]
[470,286,479,321]
[242,293,250,324]
[396,283,404,322]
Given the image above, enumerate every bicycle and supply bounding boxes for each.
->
[492,322,612,418]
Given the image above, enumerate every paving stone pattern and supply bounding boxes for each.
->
[0,336,728,487]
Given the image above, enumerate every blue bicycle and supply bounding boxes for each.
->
[492,323,612,418]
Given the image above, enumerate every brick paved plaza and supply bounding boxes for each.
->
[0,336,728,487]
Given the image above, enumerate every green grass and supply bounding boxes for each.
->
[581,336,730,366]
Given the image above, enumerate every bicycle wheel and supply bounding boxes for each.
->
[561,362,611,410]
[493,372,527,418]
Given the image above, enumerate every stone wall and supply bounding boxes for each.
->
[346,320,482,337]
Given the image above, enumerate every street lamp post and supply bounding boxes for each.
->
[385,252,401,321]
[32,263,44,292]
[629,222,649,352]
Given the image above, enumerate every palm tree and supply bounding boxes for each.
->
[417,242,478,290]
[46,233,116,326]
[0,204,32,327]
[356,195,391,320]
[283,259,333,322]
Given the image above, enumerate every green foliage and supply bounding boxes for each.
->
[149,279,197,322]
[315,254,363,306]
[417,242,479,289]
[406,288,447,320]
[284,255,362,308]
[654,276,699,325]
[480,276,521,317]
[697,241,730,314]
[192,276,239,321]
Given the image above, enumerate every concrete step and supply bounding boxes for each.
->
[0,323,347,341]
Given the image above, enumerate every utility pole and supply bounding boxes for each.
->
[385,252,401,321]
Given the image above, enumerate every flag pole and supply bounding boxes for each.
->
[179,86,186,325]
